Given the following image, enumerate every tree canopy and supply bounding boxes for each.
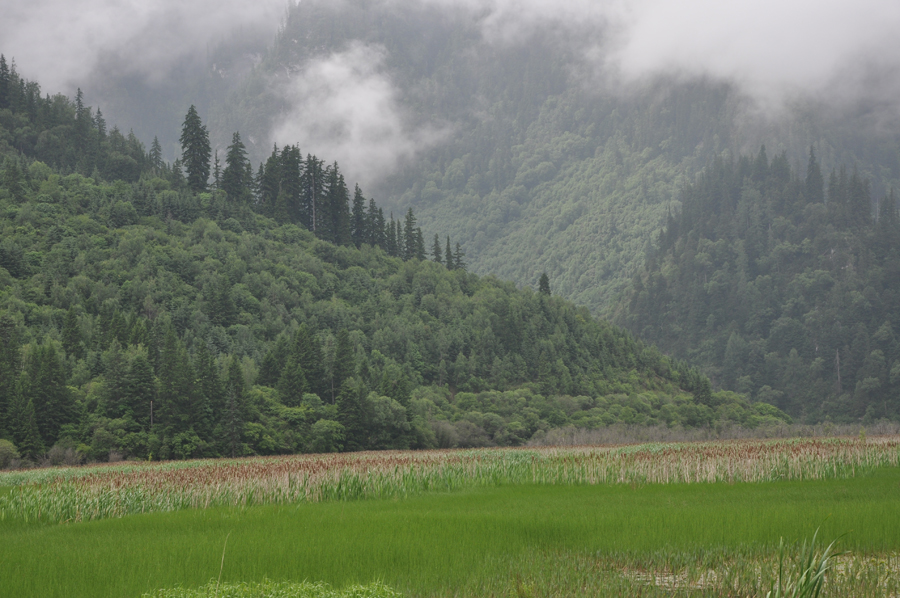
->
[617,147,900,423]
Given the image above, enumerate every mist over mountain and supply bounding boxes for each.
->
[6,0,900,312]
[191,0,898,314]
[2,0,286,157]
[3,0,900,430]
[7,0,900,175]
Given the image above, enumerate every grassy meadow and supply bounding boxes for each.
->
[1,438,899,597]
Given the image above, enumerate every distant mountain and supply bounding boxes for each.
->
[212,0,900,316]
[614,147,900,422]
[1,65,779,463]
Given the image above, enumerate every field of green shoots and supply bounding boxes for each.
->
[1,438,899,597]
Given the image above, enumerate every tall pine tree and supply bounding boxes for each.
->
[351,184,367,247]
[179,105,211,193]
[222,131,250,201]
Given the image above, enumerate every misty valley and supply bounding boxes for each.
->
[2,0,900,596]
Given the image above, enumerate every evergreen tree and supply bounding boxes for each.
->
[254,162,265,205]
[293,325,327,400]
[395,220,405,258]
[386,214,398,257]
[366,200,386,248]
[453,242,466,271]
[323,163,351,245]
[257,146,280,219]
[828,167,849,229]
[244,160,255,200]
[848,168,871,229]
[213,150,221,190]
[73,88,89,156]
[179,105,211,193]
[538,272,550,295]
[61,306,83,360]
[149,136,163,172]
[332,329,356,400]
[281,145,303,223]
[301,154,325,233]
[9,372,42,459]
[414,227,426,261]
[336,379,367,452]
[805,146,824,203]
[403,208,418,260]
[103,339,129,419]
[207,277,236,328]
[432,233,443,264]
[0,313,20,436]
[277,355,307,407]
[94,108,107,142]
[0,54,9,110]
[445,237,454,269]
[351,184,367,247]
[258,336,289,388]
[25,343,73,447]
[156,328,197,433]
[222,132,249,201]
[171,159,185,188]
[125,352,156,430]
[195,342,222,430]
[2,159,23,203]
[752,145,769,184]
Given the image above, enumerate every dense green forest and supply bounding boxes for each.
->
[214,0,900,318]
[0,58,788,465]
[616,147,900,422]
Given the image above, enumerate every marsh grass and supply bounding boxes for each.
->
[2,468,900,598]
[767,529,842,598]
[2,437,898,524]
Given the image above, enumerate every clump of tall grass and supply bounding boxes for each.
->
[143,580,401,598]
[767,530,843,598]
[2,437,898,524]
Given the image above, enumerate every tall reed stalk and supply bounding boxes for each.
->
[2,437,897,524]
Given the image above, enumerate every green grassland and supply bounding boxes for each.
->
[2,468,899,597]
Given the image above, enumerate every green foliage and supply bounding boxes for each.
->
[0,439,18,468]
[0,62,728,461]
[207,1,900,329]
[617,147,900,422]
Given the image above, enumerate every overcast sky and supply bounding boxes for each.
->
[1,0,286,92]
[4,0,900,184]
[6,0,899,105]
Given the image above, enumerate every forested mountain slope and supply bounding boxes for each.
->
[213,0,900,316]
[615,148,900,422]
[0,63,788,464]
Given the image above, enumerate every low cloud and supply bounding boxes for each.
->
[409,0,900,115]
[271,43,448,188]
[1,0,286,93]
[603,0,900,112]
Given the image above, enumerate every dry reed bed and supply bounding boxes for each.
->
[2,437,898,524]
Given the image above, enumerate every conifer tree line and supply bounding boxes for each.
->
[0,57,465,269]
[619,146,900,422]
[0,55,147,183]
[179,104,466,266]
[0,57,767,465]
